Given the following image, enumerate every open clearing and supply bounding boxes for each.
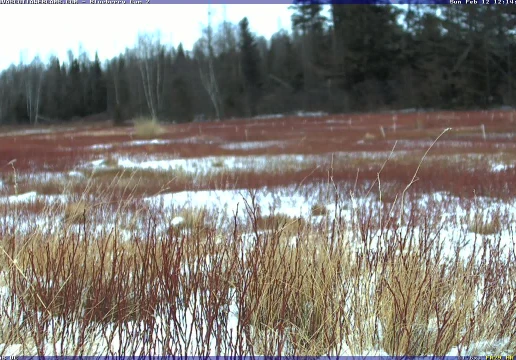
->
[0,109,515,356]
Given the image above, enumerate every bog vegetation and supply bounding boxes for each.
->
[0,117,514,355]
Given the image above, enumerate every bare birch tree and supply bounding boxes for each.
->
[25,57,45,125]
[198,6,223,120]
[136,32,165,120]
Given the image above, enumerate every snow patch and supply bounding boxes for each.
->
[144,187,326,219]
[90,143,114,150]
[294,110,328,117]
[117,154,308,174]
[253,113,285,120]
[7,191,37,203]
[220,140,288,150]
[90,159,106,167]
[491,163,513,172]
[171,216,184,226]
[127,139,171,146]
[68,170,85,177]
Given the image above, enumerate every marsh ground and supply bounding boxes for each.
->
[0,109,515,356]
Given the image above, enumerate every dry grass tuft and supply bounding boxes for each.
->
[247,233,347,355]
[175,207,209,230]
[379,249,473,355]
[416,117,426,130]
[311,203,328,216]
[133,117,164,138]
[63,201,88,224]
[468,213,502,235]
[256,213,306,231]
[1,172,16,186]
[364,132,376,141]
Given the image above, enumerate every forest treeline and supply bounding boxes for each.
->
[1,5,515,125]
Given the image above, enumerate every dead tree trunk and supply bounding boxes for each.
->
[199,59,222,120]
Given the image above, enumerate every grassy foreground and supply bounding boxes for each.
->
[0,171,514,356]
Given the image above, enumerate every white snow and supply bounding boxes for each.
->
[171,216,184,226]
[253,113,285,119]
[90,139,175,150]
[86,151,412,177]
[116,154,308,174]
[491,163,514,172]
[220,140,288,150]
[68,170,85,177]
[7,191,37,203]
[294,111,328,117]
[252,111,328,120]
[0,128,54,137]
[90,159,106,167]
[144,187,320,220]
[90,143,114,150]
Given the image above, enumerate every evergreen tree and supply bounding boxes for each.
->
[92,52,107,114]
[239,17,262,116]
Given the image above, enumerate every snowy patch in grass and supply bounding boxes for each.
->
[144,186,333,221]
[0,128,55,137]
[86,158,120,169]
[390,139,479,149]
[487,133,516,140]
[325,119,348,124]
[0,343,22,356]
[253,113,285,119]
[491,163,514,172]
[254,111,328,118]
[11,171,67,184]
[87,151,413,176]
[68,170,85,177]
[89,139,174,151]
[90,159,106,168]
[114,151,410,175]
[7,191,37,203]
[90,143,114,150]
[294,110,328,117]
[126,139,172,146]
[0,193,67,209]
[220,140,289,150]
[117,154,308,175]
[171,216,184,226]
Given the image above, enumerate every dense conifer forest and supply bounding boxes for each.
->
[1,5,515,125]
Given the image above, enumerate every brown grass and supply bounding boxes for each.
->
[310,203,328,216]
[364,132,376,141]
[468,213,502,235]
[133,117,164,138]
[0,180,514,356]
[63,201,88,224]
[1,110,516,355]
[247,232,347,355]
[256,213,307,231]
